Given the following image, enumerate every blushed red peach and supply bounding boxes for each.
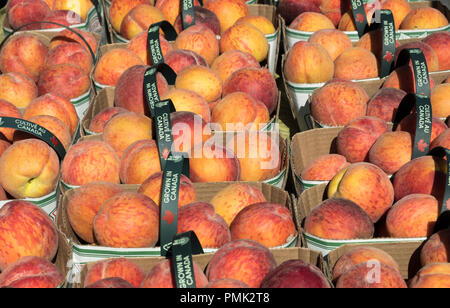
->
[301,154,350,181]
[84,258,146,288]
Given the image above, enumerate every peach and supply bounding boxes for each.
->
[109,0,150,33]
[138,171,197,207]
[6,0,50,30]
[336,262,407,288]
[395,114,447,144]
[409,272,450,288]
[170,111,212,154]
[120,4,166,40]
[230,202,296,247]
[420,229,450,266]
[204,0,248,34]
[163,49,207,74]
[155,0,200,25]
[212,92,269,131]
[430,83,450,119]
[382,65,435,94]
[318,0,350,26]
[400,7,448,30]
[0,139,59,199]
[93,48,145,86]
[44,42,93,74]
[40,10,83,29]
[304,198,374,240]
[84,258,145,288]
[140,259,208,288]
[66,182,124,243]
[61,140,121,186]
[50,29,98,56]
[394,41,440,72]
[210,183,266,226]
[205,278,249,288]
[0,256,64,288]
[0,72,38,109]
[223,67,278,114]
[85,277,135,288]
[114,65,169,116]
[37,63,91,100]
[174,6,221,35]
[93,192,159,248]
[336,116,389,163]
[310,78,369,127]
[301,154,350,181]
[366,87,407,122]
[0,140,11,158]
[0,200,58,271]
[235,15,276,35]
[328,162,395,223]
[178,202,231,248]
[385,194,439,238]
[219,23,268,63]
[368,131,412,175]
[189,143,241,183]
[23,93,79,137]
[289,12,335,32]
[53,0,94,20]
[88,107,128,134]
[119,139,161,184]
[211,50,260,84]
[0,99,22,141]
[423,31,450,71]
[226,132,281,182]
[430,128,450,152]
[332,246,401,281]
[127,31,172,65]
[205,239,277,288]
[102,111,152,158]
[392,155,447,202]
[380,0,411,29]
[175,65,222,103]
[334,47,379,80]
[308,29,352,61]
[260,260,331,288]
[160,88,211,123]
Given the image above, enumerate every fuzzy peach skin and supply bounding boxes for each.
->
[334,47,379,80]
[138,171,197,207]
[283,41,334,84]
[210,183,266,226]
[93,48,145,86]
[394,41,440,73]
[88,107,128,134]
[93,192,160,248]
[50,29,98,56]
[395,114,447,144]
[289,11,335,32]
[0,140,11,159]
[400,7,448,30]
[0,139,59,199]
[385,194,440,238]
[0,99,23,141]
[301,154,350,181]
[66,182,124,243]
[170,111,212,154]
[328,162,394,223]
[109,0,151,33]
[127,32,172,66]
[380,0,411,29]
[423,31,450,71]
[140,259,208,288]
[211,50,260,84]
[37,63,91,100]
[84,258,146,288]
[102,111,153,159]
[205,239,277,288]
[178,202,231,248]
[0,256,64,288]
[174,6,221,36]
[161,89,211,123]
[0,200,58,271]
[332,246,401,282]
[421,229,450,265]
[318,0,350,26]
[368,131,412,175]
[310,78,369,127]
[336,116,389,163]
[53,0,93,20]
[174,24,219,66]
[6,0,50,30]
[235,15,276,35]
[409,271,450,288]
[260,260,331,288]
[366,87,407,122]
[382,65,435,94]
[23,93,79,137]
[308,29,352,61]
[120,4,166,40]
[61,140,121,186]
[44,42,93,74]
[163,49,208,75]
[0,72,38,109]
[175,65,222,103]
[430,128,450,152]
[430,83,450,119]
[205,278,249,288]
[219,23,268,63]
[155,0,200,25]
[304,198,374,240]
[336,261,407,288]
[0,33,48,82]
[85,277,135,288]
[204,0,248,34]
[230,202,296,248]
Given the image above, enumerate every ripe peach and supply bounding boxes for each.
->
[400,7,448,30]
[40,10,83,29]
[84,258,145,288]
[289,12,335,32]
[420,229,450,266]
[0,140,11,158]
[0,99,23,141]
[61,140,121,186]
[211,50,260,84]
[205,278,249,288]
[423,31,450,71]
[0,200,58,270]
[93,192,160,248]
[235,15,276,35]
[366,87,407,122]
[395,114,447,144]
[53,0,93,21]
[430,128,450,152]
[430,83,450,119]
[174,6,221,35]
[308,29,352,61]
[120,4,166,40]
[175,65,222,103]
[0,72,38,109]
[155,0,200,25]
[301,154,350,181]
[6,0,49,30]
[127,31,172,65]
[382,65,435,94]
[205,239,277,288]
[318,0,350,26]
[44,42,93,74]
[334,47,379,80]
[394,41,440,72]
[304,198,374,240]
[88,107,128,134]
[163,49,207,74]
[336,262,407,288]
[204,0,248,34]
[160,88,211,123]
[170,111,212,154]
[85,277,135,288]
[49,29,98,56]
[109,0,150,33]
[409,271,450,288]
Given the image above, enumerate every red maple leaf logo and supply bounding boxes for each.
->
[50,136,59,147]
[355,13,365,24]
[162,210,175,225]
[417,139,428,152]
[383,51,393,62]
[184,14,193,25]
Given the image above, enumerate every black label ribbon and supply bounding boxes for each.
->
[181,0,196,30]
[395,48,431,97]
[147,21,178,66]
[154,99,177,170]
[350,0,369,38]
